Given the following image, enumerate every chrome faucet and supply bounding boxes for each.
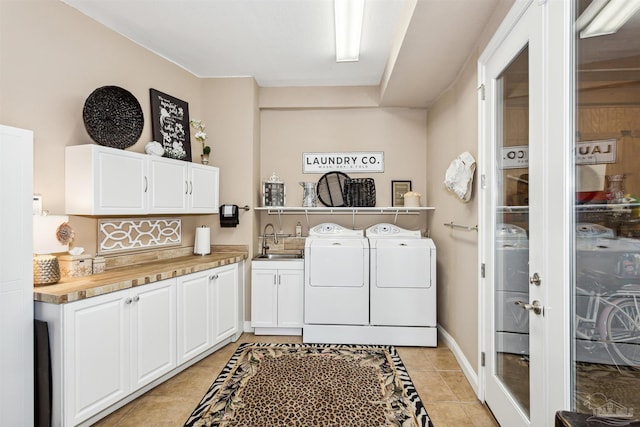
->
[262,223,278,255]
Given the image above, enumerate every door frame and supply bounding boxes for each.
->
[478,0,573,425]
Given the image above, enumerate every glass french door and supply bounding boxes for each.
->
[572,0,640,418]
[480,1,571,426]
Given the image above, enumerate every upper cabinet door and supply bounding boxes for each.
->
[66,145,220,215]
[66,145,148,215]
[189,164,219,213]
[148,156,188,213]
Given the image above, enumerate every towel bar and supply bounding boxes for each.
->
[444,222,478,231]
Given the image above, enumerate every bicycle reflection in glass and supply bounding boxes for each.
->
[575,269,640,367]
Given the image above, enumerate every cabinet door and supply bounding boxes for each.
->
[130,279,176,391]
[189,164,219,213]
[251,269,278,328]
[148,157,188,213]
[277,269,304,328]
[0,125,33,426]
[96,147,148,214]
[64,291,130,427]
[177,271,213,365]
[213,264,238,343]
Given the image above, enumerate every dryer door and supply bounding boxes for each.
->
[306,239,368,288]
[374,240,433,288]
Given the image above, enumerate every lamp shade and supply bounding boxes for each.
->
[33,215,69,254]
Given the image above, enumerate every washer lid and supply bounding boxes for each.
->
[308,223,364,237]
[366,223,421,238]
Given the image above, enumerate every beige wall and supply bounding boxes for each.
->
[259,106,429,236]
[0,0,252,255]
[426,0,514,373]
[1,0,516,351]
[201,77,261,312]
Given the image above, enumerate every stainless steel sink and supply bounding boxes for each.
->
[253,253,303,260]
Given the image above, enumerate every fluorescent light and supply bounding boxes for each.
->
[580,0,640,38]
[334,0,364,62]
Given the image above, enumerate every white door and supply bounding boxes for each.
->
[479,1,571,425]
[251,268,278,328]
[0,125,33,426]
[96,147,148,214]
[278,269,304,328]
[64,291,130,426]
[148,156,188,213]
[213,264,238,343]
[177,271,214,364]
[130,279,176,390]
[189,164,219,213]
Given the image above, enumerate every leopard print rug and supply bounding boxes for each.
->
[184,343,432,427]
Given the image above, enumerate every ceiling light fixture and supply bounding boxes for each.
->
[334,0,365,62]
[579,0,640,38]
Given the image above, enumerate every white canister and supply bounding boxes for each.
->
[403,191,421,207]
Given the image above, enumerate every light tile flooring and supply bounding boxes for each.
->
[94,334,498,427]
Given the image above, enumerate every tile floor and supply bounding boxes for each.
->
[94,333,498,427]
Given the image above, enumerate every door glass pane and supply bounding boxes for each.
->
[495,45,530,416]
[573,0,640,416]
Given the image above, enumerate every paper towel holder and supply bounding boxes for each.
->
[194,225,211,256]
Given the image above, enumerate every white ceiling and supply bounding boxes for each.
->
[62,0,503,108]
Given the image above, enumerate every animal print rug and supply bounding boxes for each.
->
[184,343,432,427]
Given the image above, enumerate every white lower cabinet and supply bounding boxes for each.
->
[35,262,242,427]
[62,279,176,427]
[176,263,239,365]
[251,260,304,335]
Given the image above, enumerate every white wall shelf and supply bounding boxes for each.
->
[255,206,434,226]
[255,206,434,215]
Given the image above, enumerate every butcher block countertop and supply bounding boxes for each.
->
[34,249,248,305]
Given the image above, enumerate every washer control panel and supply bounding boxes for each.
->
[366,223,421,238]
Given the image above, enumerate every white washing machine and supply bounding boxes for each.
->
[495,223,530,355]
[366,223,436,331]
[304,223,369,327]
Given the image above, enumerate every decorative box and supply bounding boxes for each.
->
[59,254,93,279]
[93,256,106,274]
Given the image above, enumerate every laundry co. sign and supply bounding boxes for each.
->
[500,139,616,169]
[303,152,384,173]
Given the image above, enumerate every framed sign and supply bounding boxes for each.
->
[392,180,412,207]
[149,88,191,161]
[576,139,616,165]
[303,152,384,173]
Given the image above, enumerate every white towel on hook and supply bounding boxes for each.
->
[444,152,476,202]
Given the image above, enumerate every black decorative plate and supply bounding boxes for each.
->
[316,171,350,207]
[83,86,144,149]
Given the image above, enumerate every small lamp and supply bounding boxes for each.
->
[33,215,71,286]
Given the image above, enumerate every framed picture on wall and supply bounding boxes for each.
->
[392,180,412,207]
[149,88,191,161]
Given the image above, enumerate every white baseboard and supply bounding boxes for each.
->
[243,321,253,333]
[438,324,481,399]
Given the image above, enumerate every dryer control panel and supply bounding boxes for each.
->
[366,223,421,238]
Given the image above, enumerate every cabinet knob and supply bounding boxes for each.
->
[210,274,219,280]
[125,297,132,304]
[133,295,140,302]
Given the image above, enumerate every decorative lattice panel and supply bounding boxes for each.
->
[98,218,181,254]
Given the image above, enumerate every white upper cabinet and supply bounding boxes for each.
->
[65,145,219,215]
[147,156,189,213]
[189,163,219,213]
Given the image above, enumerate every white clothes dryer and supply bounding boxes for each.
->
[304,223,369,326]
[367,223,437,346]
